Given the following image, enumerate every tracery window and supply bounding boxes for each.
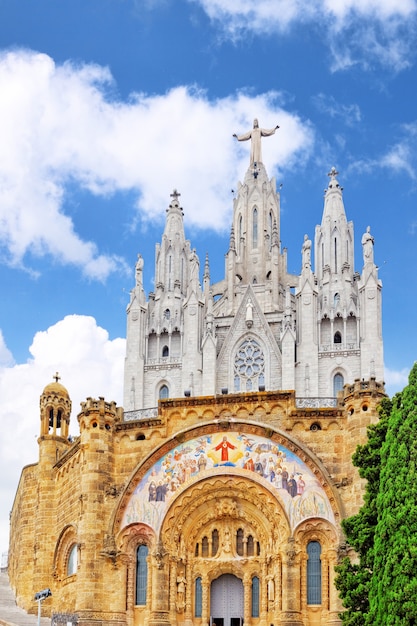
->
[136,545,148,605]
[307,541,322,605]
[234,338,265,392]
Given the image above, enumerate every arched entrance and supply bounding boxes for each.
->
[116,427,343,626]
[210,574,243,626]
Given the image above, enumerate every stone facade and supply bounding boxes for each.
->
[9,136,385,626]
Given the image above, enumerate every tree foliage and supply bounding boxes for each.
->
[335,396,392,624]
[367,363,417,625]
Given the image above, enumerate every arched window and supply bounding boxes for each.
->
[162,345,169,357]
[212,529,219,556]
[195,577,202,617]
[247,535,254,556]
[252,207,258,248]
[334,331,342,344]
[307,541,322,605]
[67,544,77,576]
[236,528,244,556]
[333,373,344,396]
[159,384,169,399]
[251,576,260,617]
[57,409,62,429]
[202,536,209,557]
[136,545,148,605]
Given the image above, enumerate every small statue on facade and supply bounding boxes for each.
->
[362,226,374,265]
[302,234,311,268]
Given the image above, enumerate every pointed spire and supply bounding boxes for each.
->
[271,217,279,248]
[229,226,236,252]
[204,252,210,281]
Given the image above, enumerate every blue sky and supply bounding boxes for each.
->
[1,0,417,555]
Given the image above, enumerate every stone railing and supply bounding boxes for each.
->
[124,407,159,422]
[295,397,338,409]
[145,356,181,366]
[320,343,357,352]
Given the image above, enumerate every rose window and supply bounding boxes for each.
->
[234,339,265,391]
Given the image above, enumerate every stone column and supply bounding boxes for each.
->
[169,561,177,624]
[280,540,303,626]
[243,573,251,626]
[202,575,210,626]
[148,544,171,626]
[184,561,194,626]
[125,555,135,626]
[326,549,342,625]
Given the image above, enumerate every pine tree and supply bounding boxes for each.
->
[367,363,417,625]
[335,396,392,625]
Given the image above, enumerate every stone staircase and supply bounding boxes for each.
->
[0,572,50,626]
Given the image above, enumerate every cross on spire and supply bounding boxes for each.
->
[327,166,339,180]
[53,372,61,383]
[170,189,181,202]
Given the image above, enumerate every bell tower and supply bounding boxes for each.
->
[39,373,72,462]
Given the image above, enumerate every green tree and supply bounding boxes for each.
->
[367,363,417,625]
[335,396,392,625]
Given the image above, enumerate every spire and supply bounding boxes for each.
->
[229,226,236,252]
[315,167,354,282]
[155,189,190,294]
[271,217,279,248]
[204,252,210,281]
[322,166,345,222]
[228,119,285,293]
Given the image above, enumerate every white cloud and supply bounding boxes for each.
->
[192,0,417,71]
[312,93,362,126]
[0,50,314,280]
[384,364,411,396]
[348,134,417,180]
[0,315,125,556]
[0,330,13,366]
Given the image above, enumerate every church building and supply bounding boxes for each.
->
[8,121,386,626]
